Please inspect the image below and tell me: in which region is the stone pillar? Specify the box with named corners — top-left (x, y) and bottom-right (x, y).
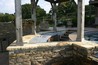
top-left (76, 0), bottom-right (85, 41)
top-left (95, 7), bottom-right (98, 25)
top-left (15, 0), bottom-right (23, 45)
top-left (31, 0), bottom-right (37, 34)
top-left (53, 3), bottom-right (57, 32)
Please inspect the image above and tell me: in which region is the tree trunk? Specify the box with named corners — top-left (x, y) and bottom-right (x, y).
top-left (52, 3), bottom-right (57, 32)
top-left (15, 0), bottom-right (23, 45)
top-left (31, 0), bottom-right (37, 34)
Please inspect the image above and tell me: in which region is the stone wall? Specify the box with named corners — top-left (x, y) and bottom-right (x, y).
top-left (8, 43), bottom-right (72, 65)
top-left (7, 42), bottom-right (98, 65)
top-left (0, 22), bottom-right (33, 51)
top-left (0, 22), bottom-right (16, 51)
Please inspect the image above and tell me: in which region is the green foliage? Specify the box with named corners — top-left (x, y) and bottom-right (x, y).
top-left (72, 17), bottom-right (77, 27)
top-left (22, 4), bottom-right (32, 19)
top-left (22, 4), bottom-right (46, 25)
top-left (0, 13), bottom-right (15, 22)
top-left (56, 1), bottom-right (77, 27)
top-left (22, 4), bottom-right (46, 20)
top-left (0, 4), bottom-right (46, 23)
top-left (85, 5), bottom-right (95, 16)
top-left (0, 1), bottom-right (96, 27)
top-left (49, 0), bottom-right (96, 27)
top-left (85, 5), bottom-right (95, 27)
top-left (36, 6), bottom-right (46, 21)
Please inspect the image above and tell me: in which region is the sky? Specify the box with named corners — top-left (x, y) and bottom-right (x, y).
top-left (0, 0), bottom-right (89, 14)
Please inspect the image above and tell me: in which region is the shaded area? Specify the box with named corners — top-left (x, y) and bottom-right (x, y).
top-left (0, 51), bottom-right (9, 65)
top-left (0, 22), bottom-right (33, 51)
top-left (8, 42), bottom-right (98, 65)
top-left (0, 22), bottom-right (16, 51)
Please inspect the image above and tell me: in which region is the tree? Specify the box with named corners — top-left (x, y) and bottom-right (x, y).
top-left (36, 6), bottom-right (46, 22)
top-left (0, 13), bottom-right (15, 22)
top-left (22, 4), bottom-right (46, 22)
top-left (22, 3), bottom-right (46, 34)
top-left (85, 5), bottom-right (95, 27)
top-left (22, 4), bottom-right (32, 19)
top-left (0, 13), bottom-right (4, 22)
top-left (57, 0), bottom-right (77, 20)
top-left (52, 0), bottom-right (77, 27)
top-left (49, 0), bottom-right (95, 27)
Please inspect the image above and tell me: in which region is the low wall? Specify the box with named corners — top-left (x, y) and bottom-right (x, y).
top-left (7, 42), bottom-right (98, 65)
top-left (0, 22), bottom-right (33, 51)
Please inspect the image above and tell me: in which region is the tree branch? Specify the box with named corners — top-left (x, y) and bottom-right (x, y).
top-left (31, 0), bottom-right (35, 8)
top-left (35, 0), bottom-right (39, 5)
top-left (50, 2), bottom-right (53, 8)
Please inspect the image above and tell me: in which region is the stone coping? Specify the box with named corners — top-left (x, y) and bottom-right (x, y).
top-left (7, 42), bottom-right (71, 51)
top-left (7, 41), bottom-right (98, 51)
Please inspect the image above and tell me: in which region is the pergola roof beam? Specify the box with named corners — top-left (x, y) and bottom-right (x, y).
top-left (45, 0), bottom-right (69, 3)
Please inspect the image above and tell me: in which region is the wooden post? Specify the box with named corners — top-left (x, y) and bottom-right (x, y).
top-left (52, 3), bottom-right (57, 32)
top-left (15, 0), bottom-right (23, 45)
top-left (31, 0), bottom-right (37, 34)
top-left (76, 0), bottom-right (85, 42)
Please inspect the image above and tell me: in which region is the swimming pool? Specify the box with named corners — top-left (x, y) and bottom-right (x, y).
top-left (85, 31), bottom-right (98, 41)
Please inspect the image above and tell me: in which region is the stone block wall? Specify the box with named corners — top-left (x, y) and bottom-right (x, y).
top-left (0, 51), bottom-right (9, 65)
top-left (7, 42), bottom-right (98, 65)
top-left (8, 43), bottom-right (73, 65)
top-left (0, 22), bottom-right (33, 51)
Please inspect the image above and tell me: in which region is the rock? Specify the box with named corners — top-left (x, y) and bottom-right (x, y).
top-left (31, 61), bottom-right (42, 65)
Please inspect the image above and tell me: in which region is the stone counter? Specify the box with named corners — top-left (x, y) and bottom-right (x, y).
top-left (7, 42), bottom-right (98, 65)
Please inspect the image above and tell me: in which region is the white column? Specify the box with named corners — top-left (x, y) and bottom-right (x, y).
top-left (15, 0), bottom-right (23, 45)
top-left (53, 3), bottom-right (57, 32)
top-left (77, 0), bottom-right (85, 42)
top-left (95, 7), bottom-right (98, 25)
top-left (31, 0), bottom-right (37, 34)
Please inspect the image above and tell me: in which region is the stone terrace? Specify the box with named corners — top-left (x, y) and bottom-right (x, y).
top-left (7, 42), bottom-right (98, 65)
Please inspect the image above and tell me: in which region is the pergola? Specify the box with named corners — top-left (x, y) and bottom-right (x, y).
top-left (45, 0), bottom-right (69, 3)
top-left (15, 0), bottom-right (85, 45)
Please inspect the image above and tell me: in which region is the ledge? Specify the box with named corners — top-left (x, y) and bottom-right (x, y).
top-left (7, 42), bottom-right (71, 51)
top-left (7, 41), bottom-right (98, 51)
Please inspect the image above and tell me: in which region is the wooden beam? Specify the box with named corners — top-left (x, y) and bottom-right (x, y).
top-left (31, 0), bottom-right (37, 34)
top-left (15, 0), bottom-right (23, 45)
top-left (45, 0), bottom-right (69, 3)
top-left (52, 3), bottom-right (57, 32)
top-left (76, 0), bottom-right (85, 42)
